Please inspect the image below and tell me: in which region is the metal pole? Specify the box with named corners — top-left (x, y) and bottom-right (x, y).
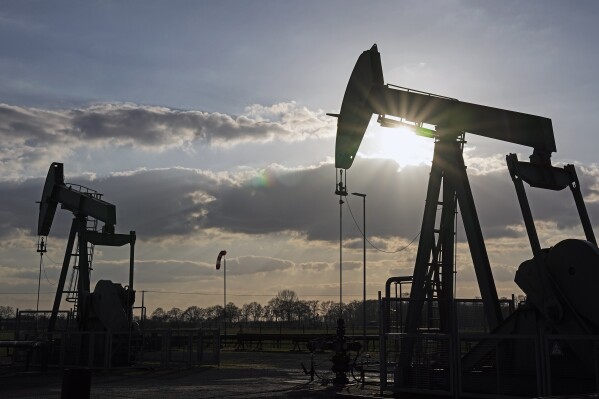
top-left (339, 197), bottom-right (343, 319)
top-left (141, 290), bottom-right (145, 330)
top-left (363, 196), bottom-right (366, 340)
top-left (335, 169), bottom-right (348, 321)
top-left (352, 192), bottom-right (367, 340)
top-left (36, 252), bottom-right (43, 334)
top-left (128, 231), bottom-right (136, 324)
top-left (224, 256), bottom-right (227, 341)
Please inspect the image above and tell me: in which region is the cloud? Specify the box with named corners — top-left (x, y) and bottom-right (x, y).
top-left (0, 102), bottom-right (335, 179)
top-left (2, 158), bottom-right (599, 248)
top-left (226, 255), bottom-right (294, 275)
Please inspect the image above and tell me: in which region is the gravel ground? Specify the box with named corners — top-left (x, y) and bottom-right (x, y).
top-left (1, 351), bottom-right (383, 399)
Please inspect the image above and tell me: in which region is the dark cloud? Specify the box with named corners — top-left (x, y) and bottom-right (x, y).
top-left (2, 159), bottom-right (599, 245)
top-left (68, 104), bottom-right (292, 147)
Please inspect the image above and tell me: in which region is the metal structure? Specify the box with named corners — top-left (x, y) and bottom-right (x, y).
top-left (38, 162), bottom-right (136, 334)
top-left (351, 192), bottom-right (367, 341)
top-left (332, 45), bottom-right (599, 396)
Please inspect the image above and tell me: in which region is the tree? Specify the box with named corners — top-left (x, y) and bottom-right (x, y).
top-left (241, 302), bottom-right (263, 323)
top-left (225, 302), bottom-right (240, 323)
top-left (266, 298), bottom-right (283, 322)
top-left (250, 302), bottom-right (263, 322)
top-left (262, 304), bottom-right (275, 322)
top-left (204, 305), bottom-right (223, 321)
top-left (0, 305), bottom-right (15, 330)
top-left (273, 289), bottom-right (298, 322)
top-left (182, 306), bottom-right (204, 324)
top-left (320, 300), bottom-right (340, 325)
top-left (150, 307), bottom-right (167, 322)
top-left (0, 305), bottom-right (15, 319)
top-left (305, 300), bottom-right (320, 324)
top-left (345, 300), bottom-right (361, 324)
top-left (166, 307), bottom-right (183, 322)
top-left (294, 300), bottom-right (311, 324)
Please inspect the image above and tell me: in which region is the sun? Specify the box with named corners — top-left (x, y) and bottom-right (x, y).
top-left (360, 117), bottom-right (435, 167)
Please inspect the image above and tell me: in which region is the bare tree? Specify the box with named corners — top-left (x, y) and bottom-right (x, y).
top-left (166, 307), bottom-right (183, 322)
top-left (150, 307), bottom-right (167, 322)
top-left (205, 305), bottom-right (223, 321)
top-left (225, 302), bottom-right (240, 323)
top-left (182, 305), bottom-right (204, 324)
top-left (271, 289), bottom-right (298, 322)
top-left (242, 302), bottom-right (263, 323)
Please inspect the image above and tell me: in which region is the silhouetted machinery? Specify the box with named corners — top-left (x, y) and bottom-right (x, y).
top-left (332, 45), bottom-right (599, 396)
top-left (38, 163), bottom-right (136, 334)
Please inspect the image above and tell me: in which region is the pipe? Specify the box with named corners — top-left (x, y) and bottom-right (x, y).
top-left (385, 276), bottom-right (413, 301)
top-left (384, 276), bottom-right (413, 333)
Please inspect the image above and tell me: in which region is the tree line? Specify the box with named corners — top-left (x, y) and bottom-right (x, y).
top-left (147, 289), bottom-right (379, 328)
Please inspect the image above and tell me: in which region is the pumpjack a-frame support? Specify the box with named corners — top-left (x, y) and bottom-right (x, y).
top-left (47, 216), bottom-right (136, 332)
top-left (398, 132), bottom-right (504, 373)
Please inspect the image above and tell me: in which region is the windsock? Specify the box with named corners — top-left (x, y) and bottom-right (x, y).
top-left (216, 250), bottom-right (227, 270)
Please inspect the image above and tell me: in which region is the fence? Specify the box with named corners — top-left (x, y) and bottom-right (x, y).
top-left (3, 328), bottom-right (220, 371)
top-left (379, 296), bottom-right (599, 398)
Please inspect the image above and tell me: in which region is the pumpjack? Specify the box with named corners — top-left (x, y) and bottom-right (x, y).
top-left (332, 45), bottom-right (599, 396)
top-left (38, 162), bottom-right (136, 334)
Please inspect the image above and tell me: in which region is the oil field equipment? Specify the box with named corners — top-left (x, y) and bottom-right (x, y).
top-left (304, 318), bottom-right (362, 385)
top-left (38, 163), bottom-right (136, 352)
top-left (332, 45), bottom-right (599, 397)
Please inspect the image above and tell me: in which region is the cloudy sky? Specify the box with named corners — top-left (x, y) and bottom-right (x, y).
top-left (2, 1), bottom-right (599, 314)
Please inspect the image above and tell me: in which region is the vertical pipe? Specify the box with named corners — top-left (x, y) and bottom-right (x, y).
top-left (362, 195), bottom-right (366, 340)
top-left (339, 196), bottom-right (343, 319)
top-left (141, 290), bottom-right (145, 330)
top-left (36, 253), bottom-right (43, 333)
top-left (224, 256), bottom-right (227, 342)
top-left (128, 231), bottom-right (135, 291)
top-left (336, 169), bottom-right (347, 320)
top-left (128, 231), bottom-right (136, 324)
top-left (378, 290), bottom-right (386, 393)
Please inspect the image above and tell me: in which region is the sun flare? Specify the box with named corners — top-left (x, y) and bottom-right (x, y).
top-left (360, 118), bottom-right (435, 167)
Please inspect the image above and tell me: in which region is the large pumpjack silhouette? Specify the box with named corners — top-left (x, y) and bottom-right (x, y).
top-left (332, 45), bottom-right (599, 397)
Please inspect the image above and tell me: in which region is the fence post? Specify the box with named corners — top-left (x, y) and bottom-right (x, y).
top-left (161, 331), bottom-right (167, 367)
top-left (166, 330), bottom-right (171, 367)
top-left (378, 291), bottom-right (386, 394)
top-left (109, 332), bottom-right (114, 370)
top-left (75, 333), bottom-right (81, 368)
top-left (88, 332), bottom-right (94, 369)
top-left (215, 330), bottom-right (220, 367)
top-left (188, 331), bottom-right (193, 367)
top-left (197, 330), bottom-right (203, 363)
top-left (60, 332), bottom-right (66, 369)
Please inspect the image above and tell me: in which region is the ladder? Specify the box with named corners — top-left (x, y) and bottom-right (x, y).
top-left (64, 184), bottom-right (102, 320)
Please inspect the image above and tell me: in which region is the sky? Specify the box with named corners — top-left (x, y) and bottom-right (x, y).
top-left (1, 1), bottom-right (599, 315)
